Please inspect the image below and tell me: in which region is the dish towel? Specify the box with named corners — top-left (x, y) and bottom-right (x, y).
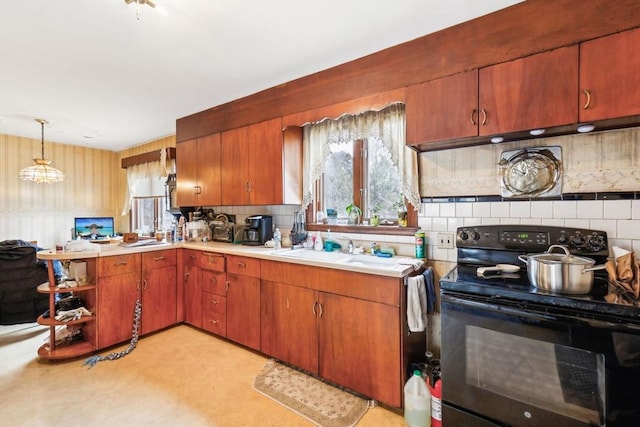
top-left (423, 267), bottom-right (436, 314)
top-left (407, 275), bottom-right (428, 332)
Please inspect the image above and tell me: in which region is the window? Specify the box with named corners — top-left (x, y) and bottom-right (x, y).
top-left (303, 103), bottom-right (420, 230)
top-left (321, 137), bottom-right (402, 222)
top-left (131, 196), bottom-right (174, 234)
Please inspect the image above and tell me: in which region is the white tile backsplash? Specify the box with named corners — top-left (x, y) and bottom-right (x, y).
top-left (440, 203), bottom-right (456, 217)
top-left (531, 201), bottom-right (554, 218)
top-left (604, 200), bottom-right (632, 219)
top-left (418, 199), bottom-right (640, 262)
top-left (490, 202), bottom-right (510, 217)
top-left (553, 201), bottom-right (577, 218)
top-left (510, 201), bottom-right (531, 218)
top-left (577, 200), bottom-right (603, 219)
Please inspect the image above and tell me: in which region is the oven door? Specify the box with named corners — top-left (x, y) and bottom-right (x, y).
top-left (441, 292), bottom-right (640, 427)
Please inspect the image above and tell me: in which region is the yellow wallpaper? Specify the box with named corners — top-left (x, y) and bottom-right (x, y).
top-left (0, 133), bottom-right (175, 248)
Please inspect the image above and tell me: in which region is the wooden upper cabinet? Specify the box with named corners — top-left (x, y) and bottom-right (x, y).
top-left (406, 70), bottom-right (479, 146)
top-left (221, 117), bottom-right (301, 206)
top-left (579, 27), bottom-right (640, 122)
top-left (479, 45), bottom-right (579, 136)
top-left (176, 133), bottom-right (221, 207)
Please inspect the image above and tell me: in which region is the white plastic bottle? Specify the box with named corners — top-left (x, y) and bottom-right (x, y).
top-left (273, 228), bottom-right (282, 250)
top-left (313, 231), bottom-right (323, 251)
top-left (404, 370), bottom-right (431, 427)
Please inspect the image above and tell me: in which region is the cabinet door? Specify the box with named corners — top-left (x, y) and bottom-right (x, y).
top-left (183, 263), bottom-right (202, 328)
top-left (176, 138), bottom-right (199, 207)
top-left (142, 264), bottom-right (177, 335)
top-left (97, 271), bottom-right (139, 349)
top-left (176, 134), bottom-right (222, 207)
top-left (318, 292), bottom-right (402, 407)
top-left (226, 272), bottom-right (260, 350)
top-left (406, 70), bottom-right (479, 145)
top-left (221, 126), bottom-right (250, 205)
top-left (247, 117), bottom-right (284, 205)
top-left (196, 133), bottom-right (222, 206)
top-left (261, 281), bottom-right (319, 374)
top-left (580, 27), bottom-right (640, 122)
top-left (479, 45), bottom-right (579, 135)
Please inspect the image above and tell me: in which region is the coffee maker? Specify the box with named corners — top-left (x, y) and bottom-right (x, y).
top-left (242, 215), bottom-right (273, 246)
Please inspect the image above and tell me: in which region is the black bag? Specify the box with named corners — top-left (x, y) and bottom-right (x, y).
top-left (42, 296), bottom-right (85, 318)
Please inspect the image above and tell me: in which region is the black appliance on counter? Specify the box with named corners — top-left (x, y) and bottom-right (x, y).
top-left (242, 215), bottom-right (272, 246)
top-left (440, 225), bottom-right (640, 427)
top-left (209, 213), bottom-right (236, 243)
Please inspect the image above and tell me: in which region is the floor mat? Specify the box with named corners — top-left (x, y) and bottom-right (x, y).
top-left (253, 359), bottom-right (371, 427)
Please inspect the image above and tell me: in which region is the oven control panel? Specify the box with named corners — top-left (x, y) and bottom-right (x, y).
top-left (456, 225), bottom-right (608, 254)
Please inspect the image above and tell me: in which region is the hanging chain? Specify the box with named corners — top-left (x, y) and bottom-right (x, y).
top-left (83, 296), bottom-right (142, 369)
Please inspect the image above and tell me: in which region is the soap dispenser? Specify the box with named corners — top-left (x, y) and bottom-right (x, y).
top-left (313, 231), bottom-right (323, 251)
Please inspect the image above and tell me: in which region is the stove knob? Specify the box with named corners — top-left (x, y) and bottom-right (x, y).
top-left (471, 231), bottom-right (480, 241)
top-left (571, 234), bottom-right (585, 247)
top-left (460, 231), bottom-right (469, 241)
top-left (557, 234), bottom-right (568, 244)
top-left (588, 233), bottom-right (604, 251)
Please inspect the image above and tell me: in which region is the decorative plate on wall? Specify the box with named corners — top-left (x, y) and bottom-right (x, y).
top-left (499, 146), bottom-right (562, 198)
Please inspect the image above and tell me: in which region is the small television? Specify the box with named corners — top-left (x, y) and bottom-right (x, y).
top-left (74, 217), bottom-right (115, 240)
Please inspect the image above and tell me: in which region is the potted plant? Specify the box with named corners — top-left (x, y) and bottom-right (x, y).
top-left (346, 203), bottom-right (362, 225)
top-left (393, 194), bottom-right (408, 227)
top-left (370, 204), bottom-right (381, 226)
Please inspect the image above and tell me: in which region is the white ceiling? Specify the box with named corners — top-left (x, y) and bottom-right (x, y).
top-left (0, 0), bottom-right (521, 152)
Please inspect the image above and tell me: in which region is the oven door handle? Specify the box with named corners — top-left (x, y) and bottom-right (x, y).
top-left (442, 292), bottom-right (640, 333)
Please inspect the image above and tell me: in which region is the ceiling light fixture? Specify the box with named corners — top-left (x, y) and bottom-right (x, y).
top-left (19, 119), bottom-right (65, 184)
top-left (124, 0), bottom-right (168, 20)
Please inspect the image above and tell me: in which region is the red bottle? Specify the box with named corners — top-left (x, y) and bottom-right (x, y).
top-left (430, 378), bottom-right (442, 427)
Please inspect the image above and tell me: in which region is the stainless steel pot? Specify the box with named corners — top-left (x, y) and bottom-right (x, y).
top-left (518, 245), bottom-right (606, 294)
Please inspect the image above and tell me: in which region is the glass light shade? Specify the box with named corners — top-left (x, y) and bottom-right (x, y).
top-left (19, 158), bottom-right (65, 184)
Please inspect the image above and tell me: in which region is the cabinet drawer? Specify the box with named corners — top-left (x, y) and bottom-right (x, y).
top-left (142, 249), bottom-right (176, 269)
top-left (200, 252), bottom-right (225, 271)
top-left (226, 255), bottom-right (260, 278)
top-left (202, 292), bottom-right (226, 336)
top-left (202, 270), bottom-right (226, 295)
top-left (203, 291), bottom-right (226, 315)
top-left (99, 254), bottom-right (141, 277)
top-left (183, 249), bottom-right (200, 267)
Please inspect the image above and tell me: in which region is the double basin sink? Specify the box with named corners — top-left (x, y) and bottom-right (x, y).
top-left (271, 248), bottom-right (423, 277)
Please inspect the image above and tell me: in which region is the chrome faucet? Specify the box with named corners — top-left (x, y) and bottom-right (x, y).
top-left (347, 240), bottom-right (354, 254)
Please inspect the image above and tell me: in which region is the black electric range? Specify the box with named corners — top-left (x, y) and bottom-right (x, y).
top-left (439, 225), bottom-right (640, 427)
top-left (440, 224), bottom-right (639, 321)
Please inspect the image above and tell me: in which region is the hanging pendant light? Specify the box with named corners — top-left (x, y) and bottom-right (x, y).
top-left (19, 119), bottom-right (65, 184)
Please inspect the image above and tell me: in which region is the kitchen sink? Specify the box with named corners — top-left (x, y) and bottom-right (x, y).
top-left (271, 248), bottom-right (423, 274)
top-left (271, 248), bottom-right (350, 262)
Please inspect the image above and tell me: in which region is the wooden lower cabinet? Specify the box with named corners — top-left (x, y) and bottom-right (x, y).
top-left (226, 255), bottom-right (261, 350)
top-left (97, 254), bottom-right (141, 349)
top-left (260, 281), bottom-right (318, 373)
top-left (260, 260), bottom-right (416, 408)
top-left (141, 250), bottom-right (177, 334)
top-left (319, 292), bottom-right (401, 407)
top-left (97, 250), bottom-right (176, 349)
top-left (182, 249), bottom-right (202, 328)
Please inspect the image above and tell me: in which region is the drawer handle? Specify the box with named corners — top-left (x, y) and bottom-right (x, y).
top-left (210, 298), bottom-right (218, 305)
top-left (582, 89), bottom-right (592, 109)
top-left (470, 108), bottom-right (477, 126)
top-left (208, 256), bottom-right (220, 264)
top-left (154, 256), bottom-right (165, 261)
top-left (189, 254), bottom-right (197, 260)
top-left (209, 319), bottom-right (218, 324)
top-left (210, 277), bottom-right (217, 285)
top-left (115, 261), bottom-right (128, 266)
top-left (237, 262), bottom-right (246, 268)
top-left (480, 108), bottom-right (487, 125)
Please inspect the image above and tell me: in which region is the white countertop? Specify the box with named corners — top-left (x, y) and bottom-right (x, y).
top-left (38, 240), bottom-right (423, 278)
